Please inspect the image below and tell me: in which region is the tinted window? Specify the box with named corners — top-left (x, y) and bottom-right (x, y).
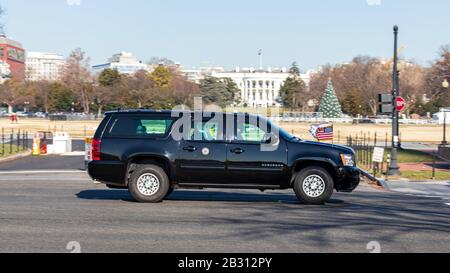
top-left (233, 117), bottom-right (270, 143)
top-left (189, 121), bottom-right (222, 141)
top-left (238, 123), bottom-right (266, 142)
top-left (108, 116), bottom-right (173, 138)
top-left (94, 115), bottom-right (112, 139)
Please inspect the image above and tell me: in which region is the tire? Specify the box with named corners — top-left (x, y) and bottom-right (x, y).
top-left (128, 164), bottom-right (170, 203)
top-left (164, 187), bottom-right (175, 199)
top-left (293, 167), bottom-right (334, 205)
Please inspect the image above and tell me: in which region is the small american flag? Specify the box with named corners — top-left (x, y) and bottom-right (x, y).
top-left (310, 124), bottom-right (334, 141)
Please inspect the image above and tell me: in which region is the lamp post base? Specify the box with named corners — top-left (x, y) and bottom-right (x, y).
top-left (387, 167), bottom-right (401, 177)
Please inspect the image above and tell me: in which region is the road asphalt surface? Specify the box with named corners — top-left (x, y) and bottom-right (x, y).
top-left (0, 170), bottom-right (448, 253)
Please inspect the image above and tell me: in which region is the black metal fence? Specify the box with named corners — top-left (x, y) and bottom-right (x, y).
top-left (346, 132), bottom-right (391, 176)
top-left (0, 128), bottom-right (30, 158)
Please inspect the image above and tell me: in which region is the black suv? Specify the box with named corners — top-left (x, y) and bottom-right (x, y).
top-left (88, 110), bottom-right (360, 205)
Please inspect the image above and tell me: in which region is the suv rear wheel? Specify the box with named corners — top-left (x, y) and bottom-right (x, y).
top-left (128, 164), bottom-right (170, 203)
top-left (293, 167), bottom-right (334, 205)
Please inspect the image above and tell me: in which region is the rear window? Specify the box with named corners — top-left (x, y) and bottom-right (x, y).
top-left (106, 116), bottom-right (174, 138)
top-left (94, 114), bottom-right (113, 139)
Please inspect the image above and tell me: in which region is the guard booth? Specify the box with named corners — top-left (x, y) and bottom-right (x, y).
top-left (53, 132), bottom-right (72, 154)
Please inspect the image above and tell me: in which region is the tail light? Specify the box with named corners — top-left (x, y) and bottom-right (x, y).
top-left (92, 138), bottom-right (102, 161)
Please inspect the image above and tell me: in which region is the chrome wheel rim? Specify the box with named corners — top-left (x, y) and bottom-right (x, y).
top-left (137, 173), bottom-right (160, 196)
top-left (302, 175), bottom-right (326, 198)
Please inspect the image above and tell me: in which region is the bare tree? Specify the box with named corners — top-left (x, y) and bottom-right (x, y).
top-left (0, 5), bottom-right (5, 34)
top-left (169, 73), bottom-right (201, 107)
top-left (118, 70), bottom-right (155, 108)
top-left (310, 56), bottom-right (424, 116)
top-left (0, 80), bottom-right (33, 113)
top-left (424, 46), bottom-right (450, 103)
top-left (61, 48), bottom-right (93, 113)
top-left (29, 81), bottom-right (52, 113)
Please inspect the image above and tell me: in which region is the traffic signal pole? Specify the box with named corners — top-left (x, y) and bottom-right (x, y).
top-left (388, 25), bottom-right (402, 176)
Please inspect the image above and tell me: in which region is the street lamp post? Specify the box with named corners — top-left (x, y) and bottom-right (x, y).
top-left (388, 25), bottom-right (401, 176)
top-left (442, 79), bottom-right (449, 146)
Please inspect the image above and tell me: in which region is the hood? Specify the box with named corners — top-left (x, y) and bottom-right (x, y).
top-left (294, 139), bottom-right (355, 154)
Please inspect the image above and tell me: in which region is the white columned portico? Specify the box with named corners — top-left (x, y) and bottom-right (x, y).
top-left (208, 67), bottom-right (311, 108)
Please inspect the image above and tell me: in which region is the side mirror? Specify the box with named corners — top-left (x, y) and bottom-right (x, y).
top-left (264, 132), bottom-right (279, 145)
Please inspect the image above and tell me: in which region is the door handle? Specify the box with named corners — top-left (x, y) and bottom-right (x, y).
top-left (231, 148), bottom-right (245, 154)
top-left (183, 146), bottom-right (197, 152)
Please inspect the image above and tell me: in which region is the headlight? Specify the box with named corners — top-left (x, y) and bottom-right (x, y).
top-left (340, 154), bottom-right (355, 167)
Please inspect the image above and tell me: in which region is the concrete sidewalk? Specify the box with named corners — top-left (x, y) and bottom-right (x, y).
top-left (381, 180), bottom-right (450, 199)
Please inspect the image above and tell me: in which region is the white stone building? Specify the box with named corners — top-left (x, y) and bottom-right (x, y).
top-left (26, 52), bottom-right (66, 81)
top-left (210, 67), bottom-right (312, 108)
top-left (182, 67), bottom-right (225, 83)
top-left (92, 52), bottom-right (149, 75)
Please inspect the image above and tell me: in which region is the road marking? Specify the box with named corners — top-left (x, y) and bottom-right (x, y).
top-left (0, 170), bottom-right (86, 175)
top-left (445, 203), bottom-right (450, 206)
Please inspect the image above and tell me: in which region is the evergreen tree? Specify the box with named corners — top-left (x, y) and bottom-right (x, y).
top-left (150, 65), bottom-right (172, 88)
top-left (199, 77), bottom-right (235, 108)
top-left (223, 77), bottom-right (241, 105)
top-left (289, 62), bottom-right (301, 76)
top-left (318, 80), bottom-right (343, 118)
top-left (98, 68), bottom-right (121, 87)
top-left (279, 62), bottom-right (307, 109)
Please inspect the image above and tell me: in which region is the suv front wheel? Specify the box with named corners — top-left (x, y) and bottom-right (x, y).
top-left (128, 164), bottom-right (170, 203)
top-left (293, 167), bottom-right (334, 205)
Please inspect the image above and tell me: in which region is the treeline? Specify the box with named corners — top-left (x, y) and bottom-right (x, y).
top-left (306, 47), bottom-right (450, 116)
top-left (0, 49), bottom-right (240, 115)
top-left (1, 47), bottom-right (449, 117)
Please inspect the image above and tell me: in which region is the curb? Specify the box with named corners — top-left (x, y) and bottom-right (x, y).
top-left (359, 169), bottom-right (386, 189)
top-left (0, 150), bottom-right (32, 164)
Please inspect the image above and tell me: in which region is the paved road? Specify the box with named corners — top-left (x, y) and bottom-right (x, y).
top-left (0, 172), bottom-right (448, 253)
top-left (0, 155), bottom-right (85, 171)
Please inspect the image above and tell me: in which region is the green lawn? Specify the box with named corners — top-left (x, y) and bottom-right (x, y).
top-left (0, 145), bottom-right (25, 158)
top-left (400, 170), bottom-right (450, 181)
top-left (385, 149), bottom-right (436, 163)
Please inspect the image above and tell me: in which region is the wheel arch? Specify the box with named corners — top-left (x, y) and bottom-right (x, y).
top-left (126, 154), bottom-right (172, 186)
top-left (291, 158), bottom-right (337, 186)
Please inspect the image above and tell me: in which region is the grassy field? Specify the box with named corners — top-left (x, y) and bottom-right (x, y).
top-left (400, 171), bottom-right (450, 180)
top-left (0, 117), bottom-right (445, 143)
top-left (389, 149), bottom-right (436, 163)
top-left (0, 118), bottom-right (100, 139)
top-left (278, 122), bottom-right (443, 143)
top-left (0, 145), bottom-right (26, 158)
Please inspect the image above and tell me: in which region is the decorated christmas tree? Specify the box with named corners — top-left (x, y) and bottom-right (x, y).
top-left (318, 80), bottom-right (343, 118)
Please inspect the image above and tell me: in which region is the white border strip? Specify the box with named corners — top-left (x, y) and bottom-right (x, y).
top-left (0, 170), bottom-right (86, 175)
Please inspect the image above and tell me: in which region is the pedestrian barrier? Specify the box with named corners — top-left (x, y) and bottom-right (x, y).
top-left (34, 131), bottom-right (52, 155)
top-left (85, 137), bottom-right (93, 169)
top-left (32, 137), bottom-right (41, 156)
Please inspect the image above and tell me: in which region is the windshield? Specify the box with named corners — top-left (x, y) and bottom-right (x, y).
top-left (263, 118), bottom-right (298, 141)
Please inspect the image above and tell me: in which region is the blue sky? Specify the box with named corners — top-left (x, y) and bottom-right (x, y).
top-left (1, 0), bottom-right (449, 70)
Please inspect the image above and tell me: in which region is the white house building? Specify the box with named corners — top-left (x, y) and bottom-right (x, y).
top-left (92, 52), bottom-right (149, 75)
top-left (210, 67), bottom-right (312, 108)
top-left (25, 52), bottom-right (66, 81)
